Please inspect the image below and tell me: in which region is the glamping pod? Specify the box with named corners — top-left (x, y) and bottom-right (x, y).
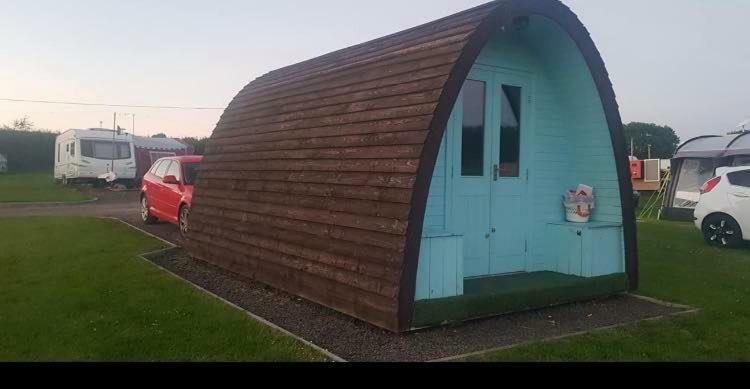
top-left (187, 0), bottom-right (637, 332)
top-left (663, 133), bottom-right (750, 221)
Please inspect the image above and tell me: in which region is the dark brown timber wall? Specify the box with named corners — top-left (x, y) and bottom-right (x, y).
top-left (187, 0), bottom-right (638, 332)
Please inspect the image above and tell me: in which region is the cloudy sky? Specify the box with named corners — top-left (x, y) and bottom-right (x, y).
top-left (1, 0), bottom-right (748, 141)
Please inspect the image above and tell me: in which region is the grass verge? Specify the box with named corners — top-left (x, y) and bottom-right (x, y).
top-left (0, 173), bottom-right (90, 203)
top-left (0, 217), bottom-right (326, 361)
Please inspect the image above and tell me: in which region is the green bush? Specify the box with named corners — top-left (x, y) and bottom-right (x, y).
top-left (0, 129), bottom-right (57, 173)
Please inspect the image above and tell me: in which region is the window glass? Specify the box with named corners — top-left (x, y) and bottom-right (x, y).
top-left (80, 140), bottom-right (131, 160)
top-left (70, 142), bottom-right (75, 157)
top-left (461, 79), bottom-right (486, 176)
top-left (727, 170), bottom-right (750, 188)
top-left (165, 161), bottom-right (181, 180)
top-left (149, 161), bottom-right (162, 175)
top-left (154, 161), bottom-right (171, 178)
top-left (182, 163), bottom-right (200, 185)
top-left (732, 156), bottom-right (750, 167)
top-left (57, 144), bottom-right (61, 162)
top-left (499, 85), bottom-right (522, 177)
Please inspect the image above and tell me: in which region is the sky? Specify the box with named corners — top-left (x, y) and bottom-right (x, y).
top-left (1, 0), bottom-right (748, 141)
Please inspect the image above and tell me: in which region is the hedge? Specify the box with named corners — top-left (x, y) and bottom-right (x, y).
top-left (0, 129), bottom-right (57, 173)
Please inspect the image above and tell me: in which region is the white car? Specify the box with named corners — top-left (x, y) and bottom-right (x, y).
top-left (694, 166), bottom-right (750, 248)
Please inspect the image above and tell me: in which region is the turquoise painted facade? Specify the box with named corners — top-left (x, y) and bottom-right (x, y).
top-left (416, 16), bottom-right (625, 301)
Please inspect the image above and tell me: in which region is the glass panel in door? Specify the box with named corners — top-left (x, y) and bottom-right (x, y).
top-left (489, 79), bottom-right (528, 275)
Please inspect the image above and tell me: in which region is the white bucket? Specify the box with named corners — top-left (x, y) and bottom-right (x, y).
top-left (565, 203), bottom-right (592, 223)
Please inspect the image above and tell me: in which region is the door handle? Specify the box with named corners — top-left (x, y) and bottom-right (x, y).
top-left (731, 193), bottom-right (750, 198)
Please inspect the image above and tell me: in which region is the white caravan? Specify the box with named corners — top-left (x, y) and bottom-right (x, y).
top-left (54, 128), bottom-right (137, 185)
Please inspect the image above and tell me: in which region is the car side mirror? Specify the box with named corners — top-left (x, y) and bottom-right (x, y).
top-left (162, 175), bottom-right (179, 185)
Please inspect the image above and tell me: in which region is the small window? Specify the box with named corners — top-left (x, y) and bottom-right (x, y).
top-left (57, 144), bottom-right (61, 162)
top-left (165, 161), bottom-right (181, 181)
top-left (154, 161), bottom-right (171, 178)
top-left (499, 85), bottom-right (522, 177)
top-left (66, 144), bottom-right (69, 153)
top-left (70, 142), bottom-right (75, 157)
top-left (727, 170), bottom-right (750, 188)
top-left (461, 79), bottom-right (486, 177)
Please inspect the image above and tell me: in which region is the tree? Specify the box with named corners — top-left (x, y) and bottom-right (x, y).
top-left (151, 133), bottom-right (167, 138)
top-left (181, 137), bottom-right (209, 155)
top-left (623, 122), bottom-right (681, 160)
top-left (1, 116), bottom-right (34, 131)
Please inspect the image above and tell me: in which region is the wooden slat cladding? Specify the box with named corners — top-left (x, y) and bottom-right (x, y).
top-left (187, 1), bottom-right (502, 332)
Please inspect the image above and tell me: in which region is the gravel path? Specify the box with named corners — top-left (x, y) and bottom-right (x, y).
top-left (146, 248), bottom-right (690, 362)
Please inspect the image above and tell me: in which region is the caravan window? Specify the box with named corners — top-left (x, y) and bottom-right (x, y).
top-left (70, 142), bottom-right (75, 157)
top-left (80, 140), bottom-right (131, 160)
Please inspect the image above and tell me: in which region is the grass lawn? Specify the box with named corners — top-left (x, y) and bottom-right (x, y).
top-left (468, 220), bottom-right (750, 361)
top-left (0, 217), bottom-right (326, 362)
top-left (0, 173), bottom-right (90, 203)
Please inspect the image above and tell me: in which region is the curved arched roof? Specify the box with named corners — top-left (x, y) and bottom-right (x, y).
top-left (674, 133), bottom-right (750, 159)
top-left (186, 0), bottom-right (635, 332)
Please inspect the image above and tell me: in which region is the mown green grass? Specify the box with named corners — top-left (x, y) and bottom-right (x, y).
top-left (0, 173), bottom-right (90, 203)
top-left (0, 217), bottom-right (326, 362)
top-left (467, 220), bottom-right (750, 361)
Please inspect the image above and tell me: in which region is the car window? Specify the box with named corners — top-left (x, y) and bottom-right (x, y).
top-left (149, 161), bottom-right (162, 175)
top-left (182, 163), bottom-right (200, 185)
top-left (165, 160), bottom-right (181, 181)
top-left (154, 161), bottom-right (171, 178)
top-left (727, 170), bottom-right (750, 188)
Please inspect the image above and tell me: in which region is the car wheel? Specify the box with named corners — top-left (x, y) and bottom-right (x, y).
top-left (179, 205), bottom-right (190, 238)
top-left (702, 214), bottom-right (743, 248)
top-left (141, 196), bottom-right (157, 224)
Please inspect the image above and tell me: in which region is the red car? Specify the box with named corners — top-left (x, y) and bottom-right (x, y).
top-left (140, 155), bottom-right (202, 236)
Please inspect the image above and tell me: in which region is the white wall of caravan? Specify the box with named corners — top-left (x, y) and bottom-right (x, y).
top-left (54, 129), bottom-right (137, 181)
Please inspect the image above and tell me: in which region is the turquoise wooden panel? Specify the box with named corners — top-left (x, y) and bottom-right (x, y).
top-left (415, 235), bottom-right (464, 301)
top-left (417, 14), bottom-right (626, 300)
top-left (586, 226), bottom-right (625, 276)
